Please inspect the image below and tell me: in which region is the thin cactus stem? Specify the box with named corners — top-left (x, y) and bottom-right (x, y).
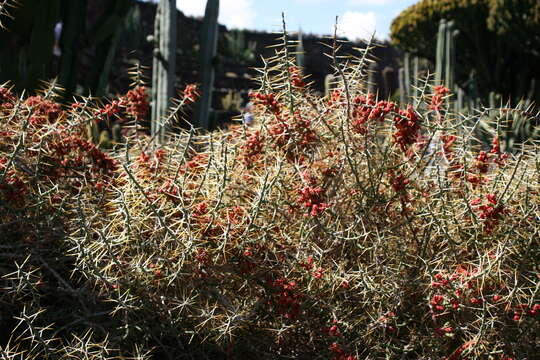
top-left (0, 0), bottom-right (17, 29)
top-left (195, 0), bottom-right (219, 130)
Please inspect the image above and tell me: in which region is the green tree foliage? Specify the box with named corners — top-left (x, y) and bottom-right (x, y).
top-left (390, 0), bottom-right (540, 103)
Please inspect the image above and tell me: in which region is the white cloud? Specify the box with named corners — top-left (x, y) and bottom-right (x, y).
top-left (176, 0), bottom-right (256, 29)
top-left (334, 11), bottom-right (376, 41)
top-left (347, 0), bottom-right (395, 5)
top-left (294, 0), bottom-right (329, 3)
top-left (176, 0), bottom-right (205, 16)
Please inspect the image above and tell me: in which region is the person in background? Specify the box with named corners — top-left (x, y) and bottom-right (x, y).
top-left (53, 22), bottom-right (62, 57)
top-left (243, 101), bottom-right (254, 126)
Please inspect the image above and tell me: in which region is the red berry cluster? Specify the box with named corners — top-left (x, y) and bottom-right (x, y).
top-left (193, 248), bottom-right (211, 278)
top-left (323, 321), bottom-right (342, 337)
top-left (191, 202), bottom-right (219, 236)
top-left (50, 134), bottom-right (117, 177)
top-left (0, 157), bottom-right (27, 204)
top-left (135, 148), bottom-right (167, 172)
top-left (510, 303), bottom-right (539, 321)
top-left (378, 311), bottom-right (397, 333)
top-left (267, 277), bottom-right (302, 320)
top-left (182, 84), bottom-right (199, 104)
top-left (429, 85), bottom-right (450, 112)
top-left (489, 135), bottom-right (508, 166)
top-left (226, 205), bottom-right (244, 225)
top-left (158, 179), bottom-right (181, 202)
top-left (444, 340), bottom-right (476, 360)
top-left (99, 99), bottom-right (121, 118)
top-left (290, 111), bottom-right (318, 146)
top-left (467, 136), bottom-right (508, 186)
top-left (241, 130), bottom-right (264, 167)
top-left (470, 193), bottom-right (508, 232)
top-left (250, 92), bottom-right (281, 115)
top-left (0, 86), bottom-right (15, 111)
top-left (388, 170), bottom-right (409, 193)
top-left (267, 111), bottom-right (318, 159)
top-left (298, 256), bottom-right (326, 278)
top-left (440, 134), bottom-right (457, 161)
top-left (267, 116), bottom-right (289, 148)
top-left (427, 263), bottom-right (535, 332)
top-left (289, 66), bottom-right (305, 89)
top-left (328, 342), bottom-right (357, 360)
top-left (322, 321), bottom-right (356, 360)
top-left (238, 246), bottom-right (256, 274)
top-left (387, 170), bottom-right (412, 214)
top-left (429, 266), bottom-right (487, 317)
top-left (24, 96), bottom-right (64, 127)
top-left (181, 153), bottom-right (209, 174)
top-left (351, 94), bottom-right (396, 134)
top-left (124, 86), bottom-right (149, 121)
top-left (297, 186), bottom-right (330, 217)
top-left (434, 326), bottom-right (454, 337)
top-left (392, 105), bottom-right (421, 151)
top-left (327, 89), bottom-right (342, 108)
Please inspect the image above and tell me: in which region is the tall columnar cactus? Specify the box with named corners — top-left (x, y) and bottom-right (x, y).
top-left (0, 0), bottom-right (133, 96)
top-left (367, 61), bottom-right (377, 95)
top-left (151, 0), bottom-right (177, 141)
top-left (435, 19), bottom-right (447, 85)
top-left (403, 53), bottom-right (411, 99)
top-left (413, 56), bottom-right (419, 100)
top-left (382, 66), bottom-right (394, 99)
top-left (90, 0), bottom-right (132, 97)
top-left (0, 0), bottom-right (60, 91)
top-left (58, 0), bottom-right (87, 97)
top-left (296, 29), bottom-right (304, 68)
top-left (445, 21), bottom-right (458, 92)
top-left (398, 53), bottom-right (419, 104)
top-left (324, 74), bottom-right (335, 98)
top-left (456, 87), bottom-right (464, 113)
top-left (435, 19), bottom-right (458, 91)
top-left (398, 67), bottom-right (406, 104)
top-left (195, 0), bottom-right (219, 130)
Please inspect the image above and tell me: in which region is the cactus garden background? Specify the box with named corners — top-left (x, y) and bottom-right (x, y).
top-left (1, 0), bottom-right (539, 359)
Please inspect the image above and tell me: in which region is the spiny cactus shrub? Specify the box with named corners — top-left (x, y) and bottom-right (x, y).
top-left (0, 0), bottom-right (17, 29)
top-left (1, 35), bottom-right (539, 360)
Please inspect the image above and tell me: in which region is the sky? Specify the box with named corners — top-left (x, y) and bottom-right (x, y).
top-left (159, 0), bottom-right (418, 41)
